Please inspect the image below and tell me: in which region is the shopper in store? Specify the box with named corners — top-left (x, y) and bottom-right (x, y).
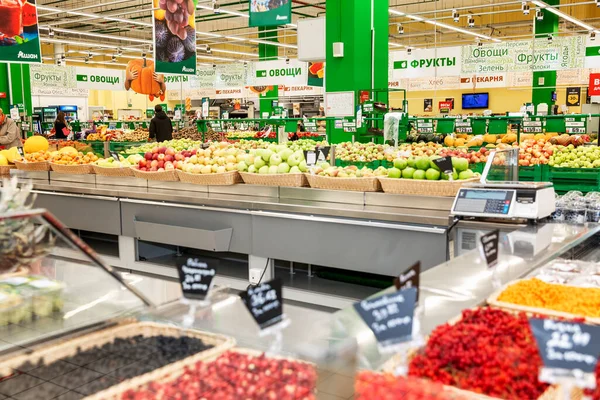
top-left (149, 105), bottom-right (173, 142)
top-left (0, 109), bottom-right (22, 149)
top-left (53, 112), bottom-right (70, 139)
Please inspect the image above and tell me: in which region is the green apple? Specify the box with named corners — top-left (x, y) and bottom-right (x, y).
top-left (244, 154), bottom-right (255, 165)
top-left (458, 169), bottom-right (475, 180)
top-left (393, 159), bottom-right (408, 170)
top-left (387, 167), bottom-right (401, 179)
top-left (279, 148), bottom-right (294, 161)
top-left (298, 160), bottom-right (307, 172)
top-left (277, 162), bottom-right (290, 173)
top-left (254, 157), bottom-right (266, 169)
top-left (407, 157), bottom-right (416, 168)
top-left (237, 161), bottom-right (248, 172)
top-left (287, 151), bottom-right (303, 167)
top-left (425, 168), bottom-right (441, 180)
top-left (248, 165), bottom-right (257, 173)
top-left (402, 167), bottom-right (415, 179)
top-left (290, 166), bottom-right (301, 173)
top-left (413, 170), bottom-right (426, 180)
top-left (269, 153), bottom-right (282, 166)
top-left (319, 161), bottom-right (330, 170)
top-left (258, 166), bottom-right (269, 174)
top-left (452, 157), bottom-right (469, 172)
top-left (261, 149), bottom-right (273, 163)
top-left (268, 165), bottom-right (279, 174)
top-left (429, 156), bottom-right (441, 171)
top-left (415, 157), bottom-right (430, 171)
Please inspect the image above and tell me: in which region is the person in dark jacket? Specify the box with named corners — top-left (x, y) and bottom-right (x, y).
top-left (149, 105), bottom-right (173, 142)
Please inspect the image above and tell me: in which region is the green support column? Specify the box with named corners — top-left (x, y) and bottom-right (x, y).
top-left (532, 0), bottom-right (559, 112)
top-left (0, 63), bottom-right (32, 116)
top-left (0, 64), bottom-right (9, 114)
top-left (326, 0), bottom-right (389, 143)
top-left (258, 27), bottom-right (278, 118)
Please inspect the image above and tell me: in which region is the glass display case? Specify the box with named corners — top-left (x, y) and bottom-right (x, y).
top-left (2, 184), bottom-right (600, 399)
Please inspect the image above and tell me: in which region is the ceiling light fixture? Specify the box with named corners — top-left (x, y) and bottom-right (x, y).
top-left (531, 0), bottom-right (595, 31)
top-left (112, 55), bottom-right (117, 62)
top-left (407, 48), bottom-right (412, 55)
top-left (547, 34), bottom-right (553, 42)
top-left (592, 31), bottom-right (597, 41)
top-left (536, 8), bottom-right (544, 20)
top-left (48, 28), bottom-right (54, 38)
top-left (468, 16), bottom-right (475, 27)
top-left (452, 9), bottom-right (459, 22)
top-left (398, 24), bottom-right (404, 34)
top-left (522, 2), bottom-right (530, 15)
top-left (85, 57), bottom-right (89, 64)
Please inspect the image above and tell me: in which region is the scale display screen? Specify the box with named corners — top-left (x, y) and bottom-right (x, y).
top-left (453, 189), bottom-right (514, 215)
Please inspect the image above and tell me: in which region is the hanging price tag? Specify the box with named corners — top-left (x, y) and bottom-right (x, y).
top-left (109, 150), bottom-right (121, 161)
top-left (239, 278), bottom-right (284, 330)
top-left (530, 318), bottom-right (600, 389)
top-left (317, 146), bottom-right (331, 163)
top-left (394, 262), bottom-right (420, 301)
top-left (304, 150), bottom-right (317, 166)
top-left (353, 287), bottom-right (417, 349)
top-left (176, 258), bottom-right (218, 301)
top-left (480, 229), bottom-right (499, 269)
top-left (432, 157), bottom-right (453, 176)
top-left (16, 147), bottom-right (25, 157)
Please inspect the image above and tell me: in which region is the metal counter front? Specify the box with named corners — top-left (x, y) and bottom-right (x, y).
top-left (8, 171), bottom-right (525, 308)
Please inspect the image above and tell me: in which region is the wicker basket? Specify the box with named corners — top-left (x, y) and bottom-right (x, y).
top-left (131, 167), bottom-right (179, 181)
top-left (14, 160), bottom-right (51, 171)
top-left (91, 164), bottom-right (134, 177)
top-left (50, 163), bottom-right (94, 175)
top-left (176, 170), bottom-right (242, 185)
top-left (487, 279), bottom-right (600, 325)
top-left (306, 174), bottom-right (381, 192)
top-left (0, 165), bottom-right (15, 175)
top-left (380, 308), bottom-right (574, 400)
top-left (0, 321), bottom-right (235, 399)
top-left (240, 172), bottom-right (308, 187)
top-left (378, 177), bottom-right (479, 197)
top-left (87, 347), bottom-right (315, 400)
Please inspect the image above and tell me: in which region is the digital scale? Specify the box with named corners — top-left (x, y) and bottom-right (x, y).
top-left (451, 182), bottom-right (556, 221)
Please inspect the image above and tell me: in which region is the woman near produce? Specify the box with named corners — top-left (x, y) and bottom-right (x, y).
top-left (53, 112), bottom-right (70, 140)
top-left (0, 109), bottom-right (22, 149)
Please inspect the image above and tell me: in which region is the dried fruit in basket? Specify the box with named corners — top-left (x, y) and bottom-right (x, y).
top-left (409, 307), bottom-right (549, 400)
top-left (497, 278), bottom-right (600, 318)
top-left (24, 150), bottom-right (52, 162)
top-left (0, 178), bottom-right (55, 273)
top-left (122, 351), bottom-right (317, 400)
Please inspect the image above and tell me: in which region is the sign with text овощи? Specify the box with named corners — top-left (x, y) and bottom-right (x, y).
top-left (249, 59), bottom-right (309, 87)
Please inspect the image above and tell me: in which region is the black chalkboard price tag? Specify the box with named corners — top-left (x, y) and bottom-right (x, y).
top-left (16, 147), bottom-right (24, 157)
top-left (317, 146), bottom-right (331, 162)
top-left (394, 261), bottom-right (420, 301)
top-left (303, 150), bottom-right (317, 167)
top-left (480, 229), bottom-right (499, 269)
top-left (353, 287), bottom-right (417, 348)
top-left (239, 278), bottom-right (283, 330)
top-left (432, 156), bottom-right (453, 175)
top-left (109, 150), bottom-right (121, 161)
top-left (530, 318), bottom-right (600, 388)
top-left (176, 258), bottom-right (218, 301)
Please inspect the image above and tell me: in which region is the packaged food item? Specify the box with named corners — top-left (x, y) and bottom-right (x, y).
top-left (533, 271), bottom-right (577, 285)
top-left (25, 277), bottom-right (65, 317)
top-left (588, 200), bottom-right (600, 223)
top-left (543, 259), bottom-right (585, 273)
top-left (0, 289), bottom-right (31, 326)
top-left (565, 199), bottom-right (587, 224)
top-left (0, 276), bottom-right (64, 317)
top-left (569, 276), bottom-right (600, 289)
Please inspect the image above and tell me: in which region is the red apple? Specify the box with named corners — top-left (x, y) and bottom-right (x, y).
top-left (152, 147), bottom-right (159, 154)
top-left (165, 148), bottom-right (175, 156)
top-left (139, 159), bottom-right (147, 167)
top-left (157, 160), bottom-right (165, 169)
top-left (158, 146), bottom-right (167, 154)
top-left (144, 152), bottom-right (153, 160)
top-left (152, 153), bottom-right (158, 161)
top-left (150, 160), bottom-right (159, 168)
top-left (150, 166), bottom-right (158, 171)
top-left (157, 154), bottom-right (165, 161)
top-left (165, 155), bottom-right (174, 162)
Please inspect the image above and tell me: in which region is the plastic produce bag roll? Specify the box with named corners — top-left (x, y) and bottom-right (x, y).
top-left (384, 113), bottom-right (404, 147)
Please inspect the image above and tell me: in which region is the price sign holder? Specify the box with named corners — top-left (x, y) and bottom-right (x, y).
top-left (394, 261), bottom-right (421, 302)
top-left (432, 157), bottom-right (454, 180)
top-left (304, 150), bottom-right (317, 167)
top-left (455, 118), bottom-right (472, 134)
top-left (176, 258), bottom-right (219, 327)
top-left (565, 117), bottom-right (587, 135)
top-left (109, 150), bottom-right (121, 161)
top-left (239, 278), bottom-right (288, 354)
top-left (317, 146), bottom-right (331, 163)
top-left (530, 318), bottom-right (600, 396)
top-left (108, 122), bottom-right (117, 130)
top-left (480, 229), bottom-right (499, 269)
top-left (416, 119), bottom-right (434, 134)
top-left (353, 287), bottom-right (418, 355)
top-left (16, 147), bottom-right (25, 157)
